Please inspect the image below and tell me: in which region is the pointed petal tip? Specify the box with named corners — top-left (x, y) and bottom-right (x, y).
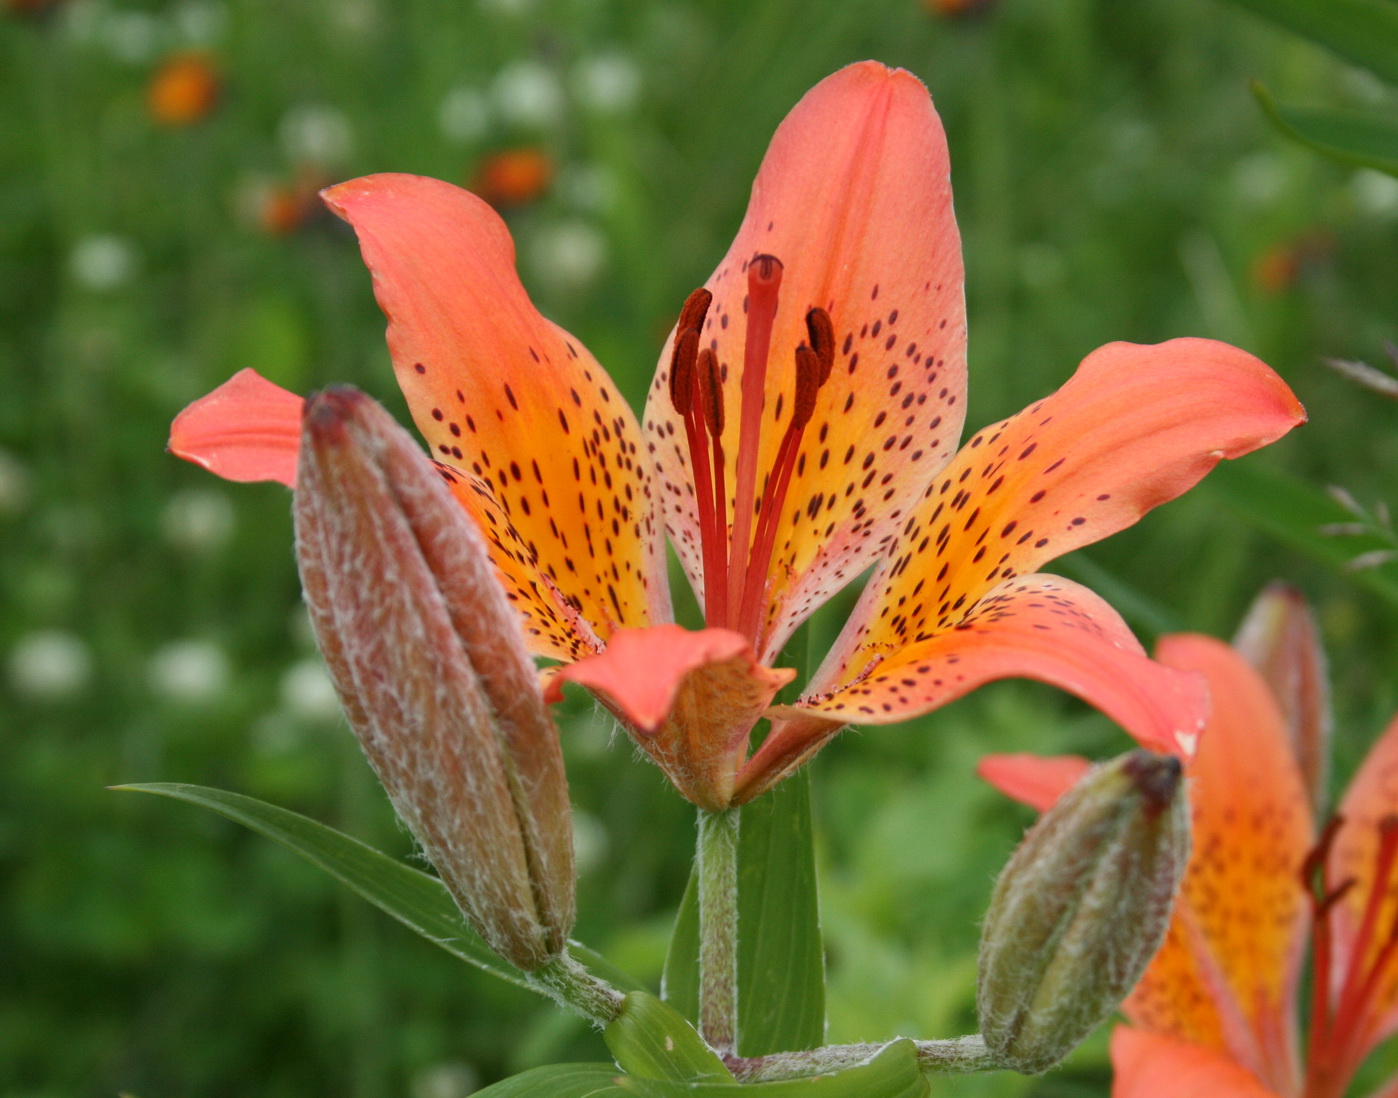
top-left (168, 368), bottom-right (304, 487)
top-left (977, 753), bottom-right (1092, 812)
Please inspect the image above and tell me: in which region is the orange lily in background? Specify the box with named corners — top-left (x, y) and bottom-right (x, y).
top-left (169, 62), bottom-right (1304, 810)
top-left (982, 585), bottom-right (1398, 1098)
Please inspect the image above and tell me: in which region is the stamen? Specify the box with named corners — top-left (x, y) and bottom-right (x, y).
top-left (698, 347), bottom-right (728, 625)
top-left (735, 342), bottom-right (825, 642)
top-left (1303, 816), bottom-right (1348, 1067)
top-left (725, 255), bottom-right (784, 629)
top-left (806, 307), bottom-right (835, 385)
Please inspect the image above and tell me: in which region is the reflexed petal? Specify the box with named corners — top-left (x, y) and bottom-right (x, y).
top-left (1111, 1027), bottom-right (1281, 1098)
top-left (1330, 709), bottom-right (1398, 1049)
top-left (977, 753), bottom-right (1091, 812)
top-left (810, 337), bottom-right (1305, 695)
top-left (547, 625), bottom-right (795, 810)
top-left (169, 368), bottom-right (304, 486)
top-left (643, 62), bottom-right (967, 660)
top-left (1125, 635), bottom-right (1311, 1088)
top-left (739, 576), bottom-right (1207, 803)
top-left (323, 174), bottom-right (670, 661)
top-left (1232, 582), bottom-right (1330, 813)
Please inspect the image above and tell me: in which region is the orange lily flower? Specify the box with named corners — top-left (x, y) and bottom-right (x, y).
top-left (169, 62), bottom-right (1304, 810)
top-left (982, 586), bottom-right (1398, 1098)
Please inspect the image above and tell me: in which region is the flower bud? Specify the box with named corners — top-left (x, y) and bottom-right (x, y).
top-left (978, 749), bottom-right (1189, 1074)
top-left (294, 386), bottom-right (574, 971)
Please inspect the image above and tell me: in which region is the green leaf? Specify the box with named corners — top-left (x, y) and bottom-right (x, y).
top-left (115, 783), bottom-right (642, 995)
top-left (1202, 461), bottom-right (1398, 607)
top-left (1253, 81), bottom-right (1398, 177)
top-left (471, 1063), bottom-right (631, 1097)
top-left (1222, 0), bottom-right (1398, 85)
top-left (605, 992), bottom-right (734, 1082)
top-left (661, 864), bottom-right (701, 1021)
top-left (618, 1040), bottom-right (929, 1097)
top-left (735, 770), bottom-right (825, 1056)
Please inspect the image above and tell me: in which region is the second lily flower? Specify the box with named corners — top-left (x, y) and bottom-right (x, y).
top-left (170, 61), bottom-right (1305, 809)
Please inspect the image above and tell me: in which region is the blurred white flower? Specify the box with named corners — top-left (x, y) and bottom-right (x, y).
top-left (1352, 169), bottom-right (1398, 219)
top-left (573, 54), bottom-right (641, 115)
top-left (526, 221), bottom-right (607, 294)
top-left (491, 60), bottom-right (565, 130)
top-left (148, 639), bottom-right (229, 703)
top-left (103, 9), bottom-right (165, 63)
top-left (438, 86), bottom-right (490, 144)
top-left (571, 809), bottom-right (608, 875)
top-left (70, 235), bottom-right (138, 291)
top-left (279, 658), bottom-right (341, 722)
top-left (173, 1), bottom-right (227, 46)
top-left (0, 448), bottom-right (32, 516)
top-left (9, 630), bottom-right (93, 699)
top-left (161, 488), bottom-right (234, 552)
top-left (279, 104), bottom-right (354, 166)
top-left (60, 0), bottom-right (105, 47)
top-left (1232, 152), bottom-right (1287, 205)
top-left (411, 1061), bottom-right (479, 1098)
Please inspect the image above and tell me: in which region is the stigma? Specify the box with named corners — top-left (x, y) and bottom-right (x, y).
top-left (667, 254), bottom-right (833, 646)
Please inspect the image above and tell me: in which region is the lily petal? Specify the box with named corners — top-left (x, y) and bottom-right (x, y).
top-left (1330, 708), bottom-right (1398, 1052)
top-left (643, 61), bottom-right (967, 661)
top-left (548, 625), bottom-right (795, 810)
top-left (1111, 1027), bottom-right (1282, 1098)
top-left (739, 575), bottom-right (1206, 803)
top-left (323, 173), bottom-right (671, 661)
top-left (1232, 582), bottom-right (1331, 814)
top-left (805, 337), bottom-right (1304, 699)
top-left (168, 368), bottom-right (304, 486)
top-left (1125, 635), bottom-right (1311, 1090)
top-left (976, 752), bottom-right (1091, 812)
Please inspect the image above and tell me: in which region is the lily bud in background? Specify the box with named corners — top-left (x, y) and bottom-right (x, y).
top-left (294, 386), bottom-right (575, 972)
top-left (978, 750), bottom-right (1189, 1074)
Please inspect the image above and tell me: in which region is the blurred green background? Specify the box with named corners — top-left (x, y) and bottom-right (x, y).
top-left (4, 0), bottom-right (1398, 1095)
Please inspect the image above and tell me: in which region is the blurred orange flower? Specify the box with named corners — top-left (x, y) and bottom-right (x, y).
top-left (470, 147), bottom-right (554, 209)
top-left (148, 51), bottom-right (220, 127)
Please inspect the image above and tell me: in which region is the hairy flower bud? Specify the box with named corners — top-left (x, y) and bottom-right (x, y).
top-left (294, 386), bottom-right (574, 971)
top-left (978, 750), bottom-right (1189, 1074)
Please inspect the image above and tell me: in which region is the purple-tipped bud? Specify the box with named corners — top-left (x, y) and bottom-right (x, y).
top-left (978, 750), bottom-right (1189, 1074)
top-left (294, 387), bottom-right (574, 971)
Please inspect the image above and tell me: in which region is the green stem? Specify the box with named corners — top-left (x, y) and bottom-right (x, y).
top-left (697, 807), bottom-right (741, 1055)
top-left (529, 951), bottom-right (625, 1027)
top-left (728, 1036), bottom-right (997, 1082)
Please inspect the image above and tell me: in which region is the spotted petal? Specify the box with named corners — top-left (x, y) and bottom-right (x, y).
top-left (169, 368), bottom-right (304, 487)
top-left (1110, 1027), bottom-right (1282, 1098)
top-left (1123, 635), bottom-right (1311, 1093)
top-left (323, 173), bottom-right (671, 662)
top-left (802, 337), bottom-right (1304, 705)
top-left (643, 61), bottom-right (967, 662)
top-left (547, 625), bottom-right (795, 810)
top-left (739, 576), bottom-right (1206, 803)
top-left (1329, 708), bottom-right (1398, 1054)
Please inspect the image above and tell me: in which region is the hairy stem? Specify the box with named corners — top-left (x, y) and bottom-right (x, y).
top-left (728, 1035), bottom-right (998, 1082)
top-left (697, 807), bottom-right (741, 1055)
top-left (529, 951), bottom-right (625, 1027)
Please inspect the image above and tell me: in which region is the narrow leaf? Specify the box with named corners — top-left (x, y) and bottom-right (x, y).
top-left (619, 1040), bottom-right (929, 1097)
top-left (605, 992), bottom-right (734, 1082)
top-left (661, 870), bottom-right (701, 1020)
top-left (1202, 462), bottom-right (1398, 608)
top-left (735, 770), bottom-right (825, 1056)
top-left (471, 1063), bottom-right (631, 1097)
top-left (1254, 82), bottom-right (1398, 177)
top-left (116, 783), bottom-right (641, 994)
top-left (1223, 0), bottom-right (1398, 85)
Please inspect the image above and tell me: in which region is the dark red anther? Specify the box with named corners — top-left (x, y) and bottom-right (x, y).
top-left (669, 328), bottom-right (698, 415)
top-left (805, 307), bottom-right (835, 386)
top-left (698, 347), bottom-right (724, 437)
top-left (791, 345), bottom-right (821, 431)
top-left (678, 286), bottom-right (714, 334)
